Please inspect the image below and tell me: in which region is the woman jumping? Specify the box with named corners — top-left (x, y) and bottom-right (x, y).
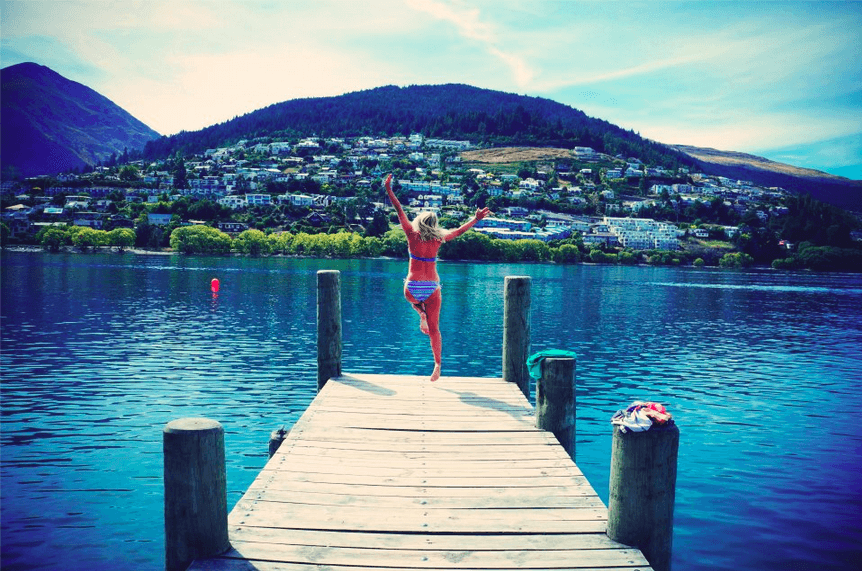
top-left (384, 174), bottom-right (490, 382)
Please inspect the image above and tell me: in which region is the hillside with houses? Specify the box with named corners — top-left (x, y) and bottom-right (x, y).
top-left (2, 131), bottom-right (860, 271)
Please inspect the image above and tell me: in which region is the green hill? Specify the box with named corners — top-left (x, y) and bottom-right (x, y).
top-left (141, 83), bottom-right (694, 171)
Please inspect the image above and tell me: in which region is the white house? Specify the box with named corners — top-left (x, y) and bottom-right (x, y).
top-left (245, 194), bottom-right (272, 206)
top-left (573, 147), bottom-right (598, 159)
top-left (412, 195), bottom-right (443, 208)
top-left (475, 217), bottom-right (532, 232)
top-left (519, 178), bottom-right (541, 191)
top-left (218, 196), bottom-right (247, 210)
top-left (280, 194), bottom-right (313, 207)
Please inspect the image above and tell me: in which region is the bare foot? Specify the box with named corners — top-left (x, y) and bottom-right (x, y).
top-left (430, 363), bottom-right (441, 382)
top-left (419, 313), bottom-right (429, 335)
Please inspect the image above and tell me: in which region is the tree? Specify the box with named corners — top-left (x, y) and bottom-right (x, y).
top-left (170, 225), bottom-right (232, 254)
top-left (119, 165), bottom-right (140, 182)
top-left (551, 243), bottom-right (580, 263)
top-left (174, 158), bottom-right (188, 190)
top-left (364, 209), bottom-right (390, 237)
top-left (235, 229), bottom-right (270, 256)
top-left (38, 227), bottom-right (71, 252)
top-left (107, 228), bottom-right (136, 251)
top-left (72, 227), bottom-right (105, 251)
top-left (719, 252), bottom-right (754, 268)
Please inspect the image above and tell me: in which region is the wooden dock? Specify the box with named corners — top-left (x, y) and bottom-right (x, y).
top-left (187, 373), bottom-right (652, 571)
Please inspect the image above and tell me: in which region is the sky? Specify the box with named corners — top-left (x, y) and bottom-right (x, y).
top-left (2, 0), bottom-right (861, 179)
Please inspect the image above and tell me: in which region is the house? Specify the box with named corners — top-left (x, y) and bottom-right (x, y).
top-left (245, 194), bottom-right (272, 206)
top-left (474, 228), bottom-right (539, 241)
top-left (519, 178), bottom-right (541, 191)
top-left (573, 147), bottom-right (598, 159)
top-left (413, 195), bottom-right (443, 209)
top-left (475, 217), bottom-right (532, 232)
top-left (582, 232), bottom-right (620, 247)
top-left (109, 216), bottom-right (135, 228)
top-left (147, 213), bottom-right (173, 226)
top-left (281, 194), bottom-right (314, 207)
top-left (487, 184), bottom-right (503, 197)
top-left (218, 196), bottom-right (247, 210)
top-left (218, 221), bottom-right (248, 233)
top-left (303, 212), bottom-right (332, 227)
top-left (73, 213), bottom-right (106, 229)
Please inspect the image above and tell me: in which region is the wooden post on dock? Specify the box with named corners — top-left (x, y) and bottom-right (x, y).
top-left (163, 417), bottom-right (229, 571)
top-left (502, 275), bottom-right (531, 398)
top-left (317, 269), bottom-right (341, 391)
top-left (607, 423), bottom-right (680, 571)
top-left (536, 357), bottom-right (576, 460)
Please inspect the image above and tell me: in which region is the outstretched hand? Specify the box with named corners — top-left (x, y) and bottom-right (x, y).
top-left (383, 173), bottom-right (393, 192)
top-left (475, 207), bottom-right (491, 220)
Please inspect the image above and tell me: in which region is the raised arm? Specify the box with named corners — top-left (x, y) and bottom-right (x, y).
top-left (384, 174), bottom-right (412, 234)
top-left (443, 207), bottom-right (491, 242)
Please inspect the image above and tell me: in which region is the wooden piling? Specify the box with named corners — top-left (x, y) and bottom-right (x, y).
top-left (502, 275), bottom-right (531, 399)
top-left (607, 423), bottom-right (680, 571)
top-left (163, 417), bottom-right (229, 571)
top-left (536, 357), bottom-right (576, 460)
top-left (317, 269), bottom-right (342, 391)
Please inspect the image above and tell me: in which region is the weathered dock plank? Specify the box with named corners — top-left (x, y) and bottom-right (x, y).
top-left (187, 374), bottom-right (652, 570)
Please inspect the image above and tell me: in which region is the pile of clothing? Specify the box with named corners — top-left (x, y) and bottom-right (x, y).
top-left (611, 401), bottom-right (674, 433)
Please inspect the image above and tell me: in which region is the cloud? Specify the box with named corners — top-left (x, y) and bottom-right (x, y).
top-left (404, 0), bottom-right (535, 86)
top-left (2, 0), bottom-right (859, 176)
top-left (405, 0), bottom-right (494, 42)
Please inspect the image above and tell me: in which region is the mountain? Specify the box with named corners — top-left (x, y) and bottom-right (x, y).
top-left (141, 83), bottom-right (697, 171)
top-left (671, 145), bottom-right (862, 211)
top-left (1, 62), bottom-right (160, 178)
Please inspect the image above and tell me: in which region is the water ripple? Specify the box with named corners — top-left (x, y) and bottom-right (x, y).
top-left (2, 252), bottom-right (861, 571)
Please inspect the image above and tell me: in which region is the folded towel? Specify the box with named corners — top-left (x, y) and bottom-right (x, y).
top-left (526, 349), bottom-right (578, 379)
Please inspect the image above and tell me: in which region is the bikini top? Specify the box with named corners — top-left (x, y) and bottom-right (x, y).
top-left (409, 250), bottom-right (437, 263)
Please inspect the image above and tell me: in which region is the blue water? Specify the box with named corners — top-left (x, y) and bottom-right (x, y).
top-left (2, 250), bottom-right (861, 570)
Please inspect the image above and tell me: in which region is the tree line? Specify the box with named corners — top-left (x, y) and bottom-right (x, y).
top-left (18, 222), bottom-right (857, 272)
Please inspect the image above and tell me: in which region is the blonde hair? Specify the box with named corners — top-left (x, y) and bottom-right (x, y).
top-left (412, 211), bottom-right (446, 242)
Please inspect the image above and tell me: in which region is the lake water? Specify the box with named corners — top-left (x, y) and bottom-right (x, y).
top-left (2, 250), bottom-right (861, 571)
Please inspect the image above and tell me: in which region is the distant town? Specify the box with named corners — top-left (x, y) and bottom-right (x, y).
top-left (2, 133), bottom-right (860, 269)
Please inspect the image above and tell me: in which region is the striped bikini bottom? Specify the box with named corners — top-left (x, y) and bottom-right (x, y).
top-left (405, 280), bottom-right (441, 303)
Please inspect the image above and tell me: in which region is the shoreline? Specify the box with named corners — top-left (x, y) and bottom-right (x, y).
top-left (2, 244), bottom-right (176, 255)
top-left (0, 243), bottom-right (800, 272)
